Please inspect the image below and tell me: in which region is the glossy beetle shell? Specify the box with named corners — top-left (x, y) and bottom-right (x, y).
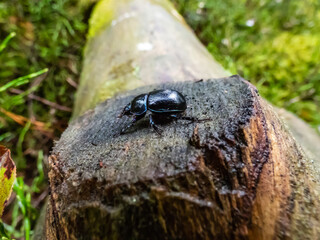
top-left (147, 89), bottom-right (187, 113)
top-left (119, 89), bottom-right (191, 135)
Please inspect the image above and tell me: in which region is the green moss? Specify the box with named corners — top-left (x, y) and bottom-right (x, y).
top-left (1, 0), bottom-right (320, 236)
top-left (88, 0), bottom-right (117, 38)
top-left (88, 0), bottom-right (185, 38)
top-left (0, 0), bottom-right (87, 238)
top-left (173, 0), bottom-right (320, 129)
top-left (238, 32), bottom-right (320, 123)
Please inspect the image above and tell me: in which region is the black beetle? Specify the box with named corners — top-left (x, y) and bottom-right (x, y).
top-left (118, 89), bottom-right (198, 135)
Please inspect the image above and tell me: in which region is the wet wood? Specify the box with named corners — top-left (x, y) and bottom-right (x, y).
top-left (46, 76), bottom-right (320, 239)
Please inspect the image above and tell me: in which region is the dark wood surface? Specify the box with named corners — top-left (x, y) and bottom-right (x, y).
top-left (46, 76), bottom-right (320, 239)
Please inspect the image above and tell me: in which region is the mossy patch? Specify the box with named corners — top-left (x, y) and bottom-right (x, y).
top-left (88, 0), bottom-right (185, 38)
top-left (238, 33), bottom-right (320, 123)
top-left (173, 0), bottom-right (320, 128)
top-left (88, 0), bottom-right (116, 38)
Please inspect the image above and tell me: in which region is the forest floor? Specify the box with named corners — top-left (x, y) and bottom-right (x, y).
top-left (0, 0), bottom-right (319, 239)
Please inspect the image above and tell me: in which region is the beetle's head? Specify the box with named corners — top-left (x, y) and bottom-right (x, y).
top-left (118, 103), bottom-right (132, 118)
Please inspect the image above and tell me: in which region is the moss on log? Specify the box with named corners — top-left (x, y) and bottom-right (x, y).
top-left (73, 0), bottom-right (227, 117)
top-left (46, 75), bottom-right (320, 239)
top-left (35, 0), bottom-right (320, 239)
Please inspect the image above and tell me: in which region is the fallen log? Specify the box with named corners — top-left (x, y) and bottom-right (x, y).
top-left (41, 0), bottom-right (320, 239)
top-left (46, 76), bottom-right (320, 239)
top-left (72, 0), bottom-right (227, 117)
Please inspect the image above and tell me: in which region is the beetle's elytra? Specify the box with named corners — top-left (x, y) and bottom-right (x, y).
top-left (118, 89), bottom-right (197, 135)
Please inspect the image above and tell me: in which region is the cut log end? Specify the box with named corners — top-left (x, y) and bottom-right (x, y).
top-left (46, 75), bottom-right (320, 240)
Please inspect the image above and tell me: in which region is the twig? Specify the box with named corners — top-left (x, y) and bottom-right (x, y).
top-left (66, 77), bottom-right (78, 88)
top-left (10, 88), bottom-right (72, 112)
top-left (0, 107), bottom-right (53, 136)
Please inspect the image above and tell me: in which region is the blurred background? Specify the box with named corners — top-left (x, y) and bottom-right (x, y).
top-left (0, 0), bottom-right (319, 239)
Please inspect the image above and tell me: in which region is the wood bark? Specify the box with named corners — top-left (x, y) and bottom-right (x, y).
top-left (41, 0), bottom-right (320, 239)
top-left (46, 76), bottom-right (320, 239)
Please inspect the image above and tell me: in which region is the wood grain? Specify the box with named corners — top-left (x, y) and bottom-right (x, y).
top-left (46, 76), bottom-right (320, 239)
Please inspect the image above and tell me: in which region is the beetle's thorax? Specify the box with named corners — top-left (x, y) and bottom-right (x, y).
top-left (130, 94), bottom-right (148, 115)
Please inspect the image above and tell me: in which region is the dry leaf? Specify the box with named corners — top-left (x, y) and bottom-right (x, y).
top-left (0, 145), bottom-right (16, 217)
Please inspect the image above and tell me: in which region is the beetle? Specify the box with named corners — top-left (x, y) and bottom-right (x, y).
top-left (118, 89), bottom-right (198, 135)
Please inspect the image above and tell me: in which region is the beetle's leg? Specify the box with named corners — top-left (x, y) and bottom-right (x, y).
top-left (169, 114), bottom-right (195, 122)
top-left (170, 114), bottom-right (198, 122)
top-left (170, 114), bottom-right (210, 123)
top-left (120, 118), bottom-right (137, 135)
top-left (120, 115), bottom-right (143, 135)
top-left (149, 115), bottom-right (163, 135)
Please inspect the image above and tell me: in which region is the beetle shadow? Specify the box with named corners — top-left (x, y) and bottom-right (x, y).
top-left (119, 114), bottom-right (181, 136)
top-left (123, 118), bottom-right (150, 134)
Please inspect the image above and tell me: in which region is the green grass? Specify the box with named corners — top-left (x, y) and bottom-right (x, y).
top-left (0, 33), bottom-right (49, 240)
top-left (172, 0), bottom-right (320, 127)
top-left (0, 0), bottom-right (87, 239)
top-left (0, 0), bottom-right (319, 239)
